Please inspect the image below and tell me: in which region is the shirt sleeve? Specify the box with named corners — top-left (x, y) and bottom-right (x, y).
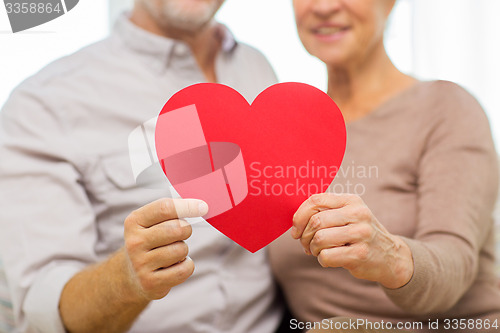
top-left (383, 81), bottom-right (499, 314)
top-left (0, 81), bottom-right (99, 332)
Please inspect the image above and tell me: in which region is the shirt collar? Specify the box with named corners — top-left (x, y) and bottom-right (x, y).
top-left (112, 14), bottom-right (237, 70)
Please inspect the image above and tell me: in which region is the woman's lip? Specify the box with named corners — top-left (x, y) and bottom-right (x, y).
top-left (312, 26), bottom-right (351, 42)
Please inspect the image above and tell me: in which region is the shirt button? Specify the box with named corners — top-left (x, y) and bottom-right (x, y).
top-left (174, 44), bottom-right (189, 57)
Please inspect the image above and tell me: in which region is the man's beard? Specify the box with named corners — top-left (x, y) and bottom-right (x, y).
top-left (143, 0), bottom-right (223, 32)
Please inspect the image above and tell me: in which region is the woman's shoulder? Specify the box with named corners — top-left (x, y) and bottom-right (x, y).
top-left (412, 80), bottom-right (495, 148)
top-left (421, 79), bottom-right (465, 91)
top-left (414, 80), bottom-right (482, 112)
top-left (407, 80), bottom-right (486, 124)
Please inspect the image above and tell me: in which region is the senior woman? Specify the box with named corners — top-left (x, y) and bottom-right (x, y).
top-left (269, 1), bottom-right (500, 332)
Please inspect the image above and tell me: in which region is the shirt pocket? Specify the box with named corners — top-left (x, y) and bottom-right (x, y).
top-left (86, 152), bottom-right (172, 208)
top-left (86, 151), bottom-right (159, 222)
top-left (100, 152), bottom-right (137, 190)
top-left (83, 152), bottom-right (137, 199)
top-left (85, 152), bottom-right (168, 255)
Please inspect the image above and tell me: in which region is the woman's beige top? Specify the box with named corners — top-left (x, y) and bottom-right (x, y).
top-left (270, 81), bottom-right (500, 332)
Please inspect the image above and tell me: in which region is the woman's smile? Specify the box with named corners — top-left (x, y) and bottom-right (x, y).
top-left (311, 24), bottom-right (351, 42)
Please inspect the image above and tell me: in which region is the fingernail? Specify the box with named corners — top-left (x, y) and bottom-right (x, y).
top-left (291, 226), bottom-right (298, 238)
top-left (198, 201), bottom-right (208, 216)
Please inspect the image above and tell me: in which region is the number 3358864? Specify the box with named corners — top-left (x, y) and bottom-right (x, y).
top-left (5, 2), bottom-right (62, 14)
top-left (443, 319), bottom-right (498, 330)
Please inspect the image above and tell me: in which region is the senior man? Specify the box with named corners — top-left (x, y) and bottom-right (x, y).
top-left (0, 0), bottom-right (281, 332)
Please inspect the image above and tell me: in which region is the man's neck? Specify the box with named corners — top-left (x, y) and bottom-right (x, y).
top-left (129, 8), bottom-right (221, 83)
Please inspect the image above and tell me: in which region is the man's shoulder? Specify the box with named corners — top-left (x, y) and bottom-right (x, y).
top-left (19, 37), bottom-right (115, 92)
top-left (231, 41), bottom-right (278, 86)
top-left (2, 36), bottom-right (120, 126)
top-left (233, 41), bottom-right (272, 65)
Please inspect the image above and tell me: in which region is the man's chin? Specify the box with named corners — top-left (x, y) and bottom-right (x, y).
top-left (165, 17), bottom-right (213, 33)
top-left (159, 1), bottom-right (220, 32)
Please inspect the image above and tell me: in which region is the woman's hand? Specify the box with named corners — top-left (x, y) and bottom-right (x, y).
top-left (291, 193), bottom-right (414, 289)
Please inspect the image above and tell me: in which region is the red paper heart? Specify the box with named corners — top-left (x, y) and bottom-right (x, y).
top-left (155, 83), bottom-right (346, 252)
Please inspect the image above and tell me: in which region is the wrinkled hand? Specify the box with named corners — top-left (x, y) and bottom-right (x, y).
top-left (124, 198), bottom-right (208, 300)
top-left (291, 193), bottom-right (414, 289)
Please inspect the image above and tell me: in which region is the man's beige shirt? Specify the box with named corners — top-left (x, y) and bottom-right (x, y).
top-left (0, 15), bottom-right (281, 333)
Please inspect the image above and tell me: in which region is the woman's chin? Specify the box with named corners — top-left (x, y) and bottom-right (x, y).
top-left (315, 53), bottom-right (351, 69)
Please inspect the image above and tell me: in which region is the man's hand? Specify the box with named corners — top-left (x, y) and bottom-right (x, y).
top-left (60, 198), bottom-right (208, 333)
top-left (124, 198), bottom-right (208, 300)
top-left (291, 193), bottom-right (413, 289)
